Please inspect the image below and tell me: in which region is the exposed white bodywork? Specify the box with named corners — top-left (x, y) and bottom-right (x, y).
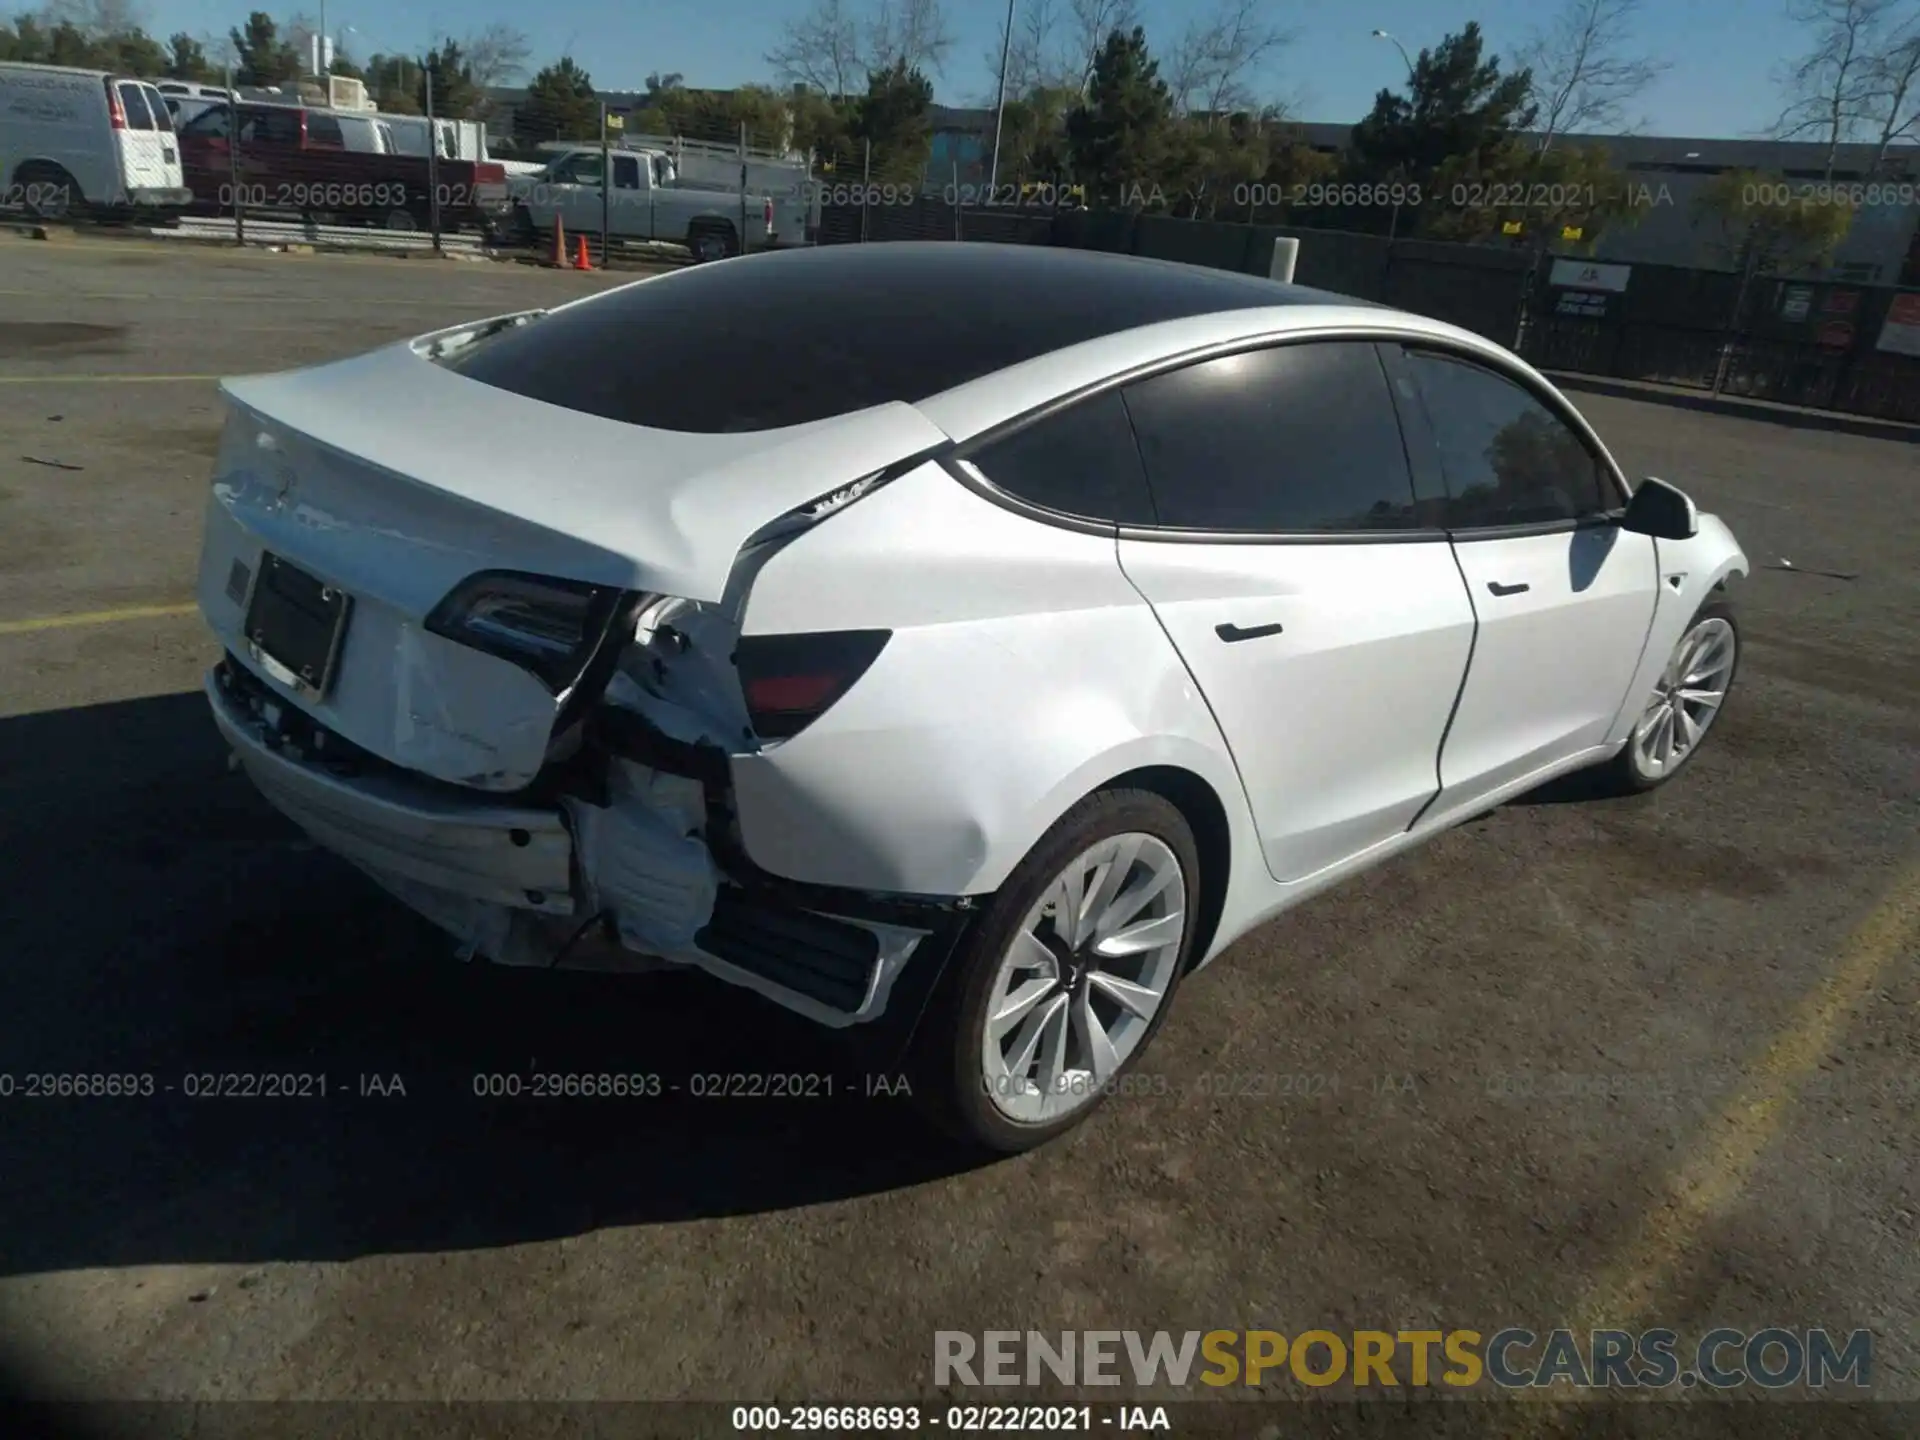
top-left (193, 259), bottom-right (1749, 1028)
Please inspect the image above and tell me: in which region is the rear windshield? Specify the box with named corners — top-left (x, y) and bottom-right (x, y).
top-left (142, 84), bottom-right (175, 132)
top-left (441, 244), bottom-right (1324, 433)
top-left (114, 81), bottom-right (155, 130)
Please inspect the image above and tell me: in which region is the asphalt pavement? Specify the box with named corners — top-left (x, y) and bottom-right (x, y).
top-left (0, 237), bottom-right (1914, 1432)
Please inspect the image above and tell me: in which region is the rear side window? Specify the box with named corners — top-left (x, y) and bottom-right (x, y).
top-left (1122, 341), bottom-right (1421, 533)
top-left (307, 112), bottom-right (344, 147)
top-left (966, 391), bottom-right (1156, 526)
top-left (1404, 352), bottom-right (1612, 527)
top-left (114, 81), bottom-right (154, 130)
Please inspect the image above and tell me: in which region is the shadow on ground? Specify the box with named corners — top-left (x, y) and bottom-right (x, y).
top-left (0, 691), bottom-right (980, 1278)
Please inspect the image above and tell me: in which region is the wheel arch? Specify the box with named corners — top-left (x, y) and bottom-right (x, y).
top-left (1098, 764), bottom-right (1233, 973)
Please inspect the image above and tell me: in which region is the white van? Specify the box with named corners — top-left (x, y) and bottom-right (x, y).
top-left (0, 63), bottom-right (192, 219)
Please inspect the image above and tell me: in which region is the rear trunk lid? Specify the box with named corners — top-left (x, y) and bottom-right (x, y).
top-left (197, 319), bottom-right (947, 789)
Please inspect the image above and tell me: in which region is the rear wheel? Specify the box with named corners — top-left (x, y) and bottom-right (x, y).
top-left (910, 789), bottom-right (1198, 1154)
top-left (687, 222), bottom-right (738, 263)
top-left (1598, 597), bottom-right (1740, 794)
top-left (384, 207), bottom-right (418, 232)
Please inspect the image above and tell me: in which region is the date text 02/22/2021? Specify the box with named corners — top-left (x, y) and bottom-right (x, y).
top-left (730, 1404), bottom-right (1172, 1432)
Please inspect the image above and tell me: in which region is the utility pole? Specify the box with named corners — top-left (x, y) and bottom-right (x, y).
top-left (988, 0), bottom-right (1015, 195)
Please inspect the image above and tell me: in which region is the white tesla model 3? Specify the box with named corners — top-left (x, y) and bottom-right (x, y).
top-left (195, 243), bottom-right (1748, 1152)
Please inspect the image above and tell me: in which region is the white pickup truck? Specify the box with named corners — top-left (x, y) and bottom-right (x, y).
top-left (501, 146), bottom-right (810, 261)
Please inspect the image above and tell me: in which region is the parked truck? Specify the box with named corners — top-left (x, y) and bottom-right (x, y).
top-left (502, 146), bottom-right (810, 260)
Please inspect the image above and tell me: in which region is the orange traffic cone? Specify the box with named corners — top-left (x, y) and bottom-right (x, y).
top-left (574, 233), bottom-right (593, 271)
top-left (548, 214), bottom-right (566, 268)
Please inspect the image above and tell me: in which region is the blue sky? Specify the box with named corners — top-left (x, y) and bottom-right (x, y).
top-left (135, 0), bottom-right (1800, 139)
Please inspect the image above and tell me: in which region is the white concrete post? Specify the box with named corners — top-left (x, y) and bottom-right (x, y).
top-left (1270, 235), bottom-right (1299, 283)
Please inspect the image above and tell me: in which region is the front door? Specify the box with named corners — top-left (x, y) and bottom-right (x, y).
top-left (1395, 345), bottom-right (1660, 821)
top-left (1112, 340), bottom-right (1476, 883)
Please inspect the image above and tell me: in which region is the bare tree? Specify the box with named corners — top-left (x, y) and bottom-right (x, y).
top-left (1773, 0), bottom-right (1898, 178)
top-left (464, 23), bottom-right (531, 95)
top-left (766, 0), bottom-right (869, 96)
top-left (867, 0), bottom-right (953, 76)
top-left (981, 0), bottom-right (1068, 104)
top-left (1164, 0), bottom-right (1294, 119)
top-left (39, 0), bottom-right (143, 36)
top-left (1520, 0), bottom-right (1669, 149)
top-left (1065, 0), bottom-right (1139, 93)
top-left (1864, 11), bottom-right (1920, 168)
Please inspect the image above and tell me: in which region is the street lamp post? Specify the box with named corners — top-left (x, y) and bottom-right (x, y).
top-left (1371, 30), bottom-right (1417, 244)
top-left (987, 0), bottom-right (1015, 198)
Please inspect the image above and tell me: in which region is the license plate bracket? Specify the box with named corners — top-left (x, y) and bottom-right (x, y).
top-left (243, 553), bottom-right (352, 698)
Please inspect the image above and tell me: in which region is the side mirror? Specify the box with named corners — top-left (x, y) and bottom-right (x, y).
top-left (1621, 476), bottom-right (1698, 540)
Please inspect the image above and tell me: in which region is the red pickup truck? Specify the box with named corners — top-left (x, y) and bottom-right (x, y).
top-left (175, 101), bottom-right (507, 233)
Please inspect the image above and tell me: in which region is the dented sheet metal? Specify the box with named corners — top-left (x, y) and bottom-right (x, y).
top-left (566, 759), bottom-right (720, 957)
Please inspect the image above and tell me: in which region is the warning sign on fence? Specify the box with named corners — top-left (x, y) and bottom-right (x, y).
top-left (1875, 292), bottom-right (1920, 356)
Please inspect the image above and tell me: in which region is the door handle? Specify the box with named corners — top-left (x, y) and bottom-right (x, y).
top-left (1215, 621), bottom-right (1285, 643)
top-left (1487, 581), bottom-right (1531, 597)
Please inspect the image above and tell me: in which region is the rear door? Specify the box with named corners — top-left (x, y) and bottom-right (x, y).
top-left (109, 78), bottom-right (172, 196)
top-left (1111, 339), bottom-right (1477, 883)
top-left (138, 83), bottom-right (182, 183)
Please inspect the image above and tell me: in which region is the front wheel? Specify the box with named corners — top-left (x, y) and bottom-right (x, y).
top-left (909, 789), bottom-right (1199, 1154)
top-left (1600, 597), bottom-right (1740, 794)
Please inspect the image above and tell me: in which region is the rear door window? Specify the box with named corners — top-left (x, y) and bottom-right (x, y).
top-left (114, 81), bottom-right (155, 130)
top-left (141, 84), bottom-right (175, 132)
top-left (307, 112), bottom-right (345, 147)
top-left (1121, 341), bottom-right (1423, 533)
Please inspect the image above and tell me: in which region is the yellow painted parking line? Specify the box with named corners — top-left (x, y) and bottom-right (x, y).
top-left (1505, 858), bottom-right (1920, 1432)
top-left (0, 601), bottom-right (198, 635)
top-left (0, 373), bottom-right (221, 383)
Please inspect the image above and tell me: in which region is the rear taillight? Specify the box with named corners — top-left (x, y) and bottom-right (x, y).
top-left (734, 630), bottom-right (890, 740)
top-left (426, 570), bottom-right (625, 694)
top-left (105, 80), bottom-right (126, 129)
top-left (763, 197), bottom-right (774, 230)
top-left (476, 162), bottom-right (506, 184)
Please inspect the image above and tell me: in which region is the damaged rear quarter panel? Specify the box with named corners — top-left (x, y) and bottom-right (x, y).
top-left (723, 462), bottom-right (1250, 898)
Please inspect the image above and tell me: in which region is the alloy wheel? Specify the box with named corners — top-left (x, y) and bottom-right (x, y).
top-left (1633, 616), bottom-right (1736, 778)
top-left (979, 832), bottom-right (1186, 1125)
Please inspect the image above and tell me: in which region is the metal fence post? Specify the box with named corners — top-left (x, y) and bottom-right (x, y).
top-left (861, 139), bottom-right (870, 243)
top-left (739, 121), bottom-right (749, 256)
top-left (225, 63), bottom-right (245, 247)
top-left (1712, 239), bottom-right (1760, 397)
top-left (600, 102), bottom-right (611, 265)
top-left (425, 70), bottom-right (442, 254)
top-left (953, 163), bottom-right (961, 241)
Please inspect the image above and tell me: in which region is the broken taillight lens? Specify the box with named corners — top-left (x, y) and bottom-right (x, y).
top-left (734, 630), bottom-right (890, 741)
top-left (426, 570), bottom-right (624, 693)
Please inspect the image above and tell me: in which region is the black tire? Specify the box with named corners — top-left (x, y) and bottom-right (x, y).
top-left (13, 162), bottom-right (78, 222)
top-left (908, 788), bottom-right (1200, 1155)
top-left (505, 203), bottom-right (538, 247)
top-left (686, 222), bottom-right (738, 263)
top-left (1596, 596), bottom-right (1740, 795)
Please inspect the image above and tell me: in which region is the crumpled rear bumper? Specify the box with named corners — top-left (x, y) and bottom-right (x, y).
top-left (206, 662), bottom-right (575, 915)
